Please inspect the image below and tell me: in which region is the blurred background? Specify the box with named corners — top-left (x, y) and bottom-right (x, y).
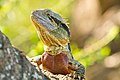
top-left (0, 0), bottom-right (120, 80)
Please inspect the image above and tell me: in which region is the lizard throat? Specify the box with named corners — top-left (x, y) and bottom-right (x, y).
top-left (44, 45), bottom-right (70, 55)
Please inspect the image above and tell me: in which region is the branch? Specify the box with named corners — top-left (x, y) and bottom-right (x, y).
top-left (0, 31), bottom-right (84, 80)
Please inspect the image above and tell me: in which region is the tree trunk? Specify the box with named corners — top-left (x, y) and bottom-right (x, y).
top-left (0, 31), bottom-right (84, 80)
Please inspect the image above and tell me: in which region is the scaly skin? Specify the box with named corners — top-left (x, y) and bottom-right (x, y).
top-left (31, 9), bottom-right (85, 78)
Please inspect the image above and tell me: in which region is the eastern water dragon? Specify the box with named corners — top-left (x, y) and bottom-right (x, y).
top-left (31, 9), bottom-right (85, 80)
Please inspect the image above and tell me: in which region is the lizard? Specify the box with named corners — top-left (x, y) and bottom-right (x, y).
top-left (31, 9), bottom-right (85, 79)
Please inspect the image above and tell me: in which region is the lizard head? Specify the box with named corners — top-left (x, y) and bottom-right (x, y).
top-left (31, 9), bottom-right (70, 49)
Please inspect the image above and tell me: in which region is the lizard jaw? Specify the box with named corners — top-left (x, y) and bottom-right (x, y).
top-left (31, 17), bottom-right (61, 46)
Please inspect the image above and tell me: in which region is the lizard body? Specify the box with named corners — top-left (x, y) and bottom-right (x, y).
top-left (31, 9), bottom-right (85, 79)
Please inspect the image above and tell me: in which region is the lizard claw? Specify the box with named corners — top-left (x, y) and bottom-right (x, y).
top-left (29, 55), bottom-right (42, 68)
top-left (76, 64), bottom-right (85, 76)
top-left (68, 72), bottom-right (85, 80)
top-left (68, 59), bottom-right (85, 80)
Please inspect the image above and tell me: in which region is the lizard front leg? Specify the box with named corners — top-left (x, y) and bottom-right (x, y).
top-left (30, 55), bottom-right (42, 70)
top-left (68, 59), bottom-right (85, 80)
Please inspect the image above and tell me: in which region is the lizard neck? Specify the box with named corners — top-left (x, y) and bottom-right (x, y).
top-left (44, 45), bottom-right (70, 55)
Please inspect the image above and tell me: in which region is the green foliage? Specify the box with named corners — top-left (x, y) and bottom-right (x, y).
top-left (71, 43), bottom-right (111, 67)
top-left (27, 41), bottom-right (44, 57)
top-left (0, 0), bottom-right (119, 68)
top-left (0, 0), bottom-right (74, 53)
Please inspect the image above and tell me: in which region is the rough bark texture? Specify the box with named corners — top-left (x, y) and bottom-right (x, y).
top-left (0, 31), bottom-right (84, 80)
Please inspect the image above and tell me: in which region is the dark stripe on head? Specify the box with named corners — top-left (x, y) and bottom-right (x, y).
top-left (68, 43), bottom-right (71, 52)
top-left (60, 23), bottom-right (70, 37)
top-left (50, 16), bottom-right (70, 37)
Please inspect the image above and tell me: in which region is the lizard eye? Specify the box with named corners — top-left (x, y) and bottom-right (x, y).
top-left (46, 13), bottom-right (49, 16)
top-left (45, 13), bottom-right (54, 22)
top-left (46, 12), bottom-right (50, 16)
top-left (47, 16), bottom-right (53, 22)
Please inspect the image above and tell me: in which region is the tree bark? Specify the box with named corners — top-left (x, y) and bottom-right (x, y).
top-left (0, 31), bottom-right (84, 80)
